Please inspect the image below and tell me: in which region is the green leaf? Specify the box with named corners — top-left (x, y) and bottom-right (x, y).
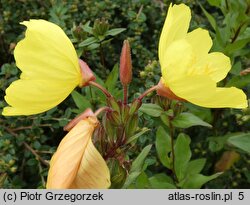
top-left (226, 74), bottom-right (250, 88)
top-left (155, 126), bottom-right (171, 168)
top-left (71, 90), bottom-right (92, 111)
top-left (105, 28), bottom-right (126, 36)
top-left (225, 37), bottom-right (250, 54)
top-left (172, 112), bottom-right (212, 129)
top-left (200, 4), bottom-right (217, 30)
top-left (186, 158), bottom-right (206, 175)
top-left (227, 133), bottom-right (250, 154)
top-left (130, 145), bottom-right (152, 173)
top-left (87, 43), bottom-right (100, 50)
top-left (126, 127), bottom-right (150, 144)
top-left (122, 145), bottom-right (152, 188)
top-left (105, 64), bottom-right (119, 94)
top-left (139, 104), bottom-right (164, 117)
top-left (181, 173), bottom-right (222, 189)
top-left (149, 173), bottom-right (176, 189)
top-left (207, 0), bottom-right (222, 7)
top-left (135, 172), bottom-right (150, 188)
top-left (208, 134), bottom-right (235, 152)
top-left (79, 37), bottom-right (98, 47)
top-left (174, 133), bottom-right (191, 181)
top-left (83, 21), bottom-right (93, 34)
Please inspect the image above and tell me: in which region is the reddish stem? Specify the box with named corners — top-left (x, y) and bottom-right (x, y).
top-left (123, 85), bottom-right (128, 105)
top-left (138, 85), bottom-right (158, 101)
top-left (94, 107), bottom-right (109, 117)
top-left (89, 81), bottom-right (112, 98)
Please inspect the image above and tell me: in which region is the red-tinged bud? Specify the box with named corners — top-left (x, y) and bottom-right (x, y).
top-left (79, 59), bottom-right (96, 87)
top-left (157, 79), bottom-right (185, 102)
top-left (129, 99), bottom-right (142, 115)
top-left (120, 40), bottom-right (132, 86)
top-left (125, 114), bottom-right (138, 138)
top-left (121, 104), bottom-right (130, 123)
top-left (107, 97), bottom-right (120, 113)
top-left (64, 108), bottom-right (94, 131)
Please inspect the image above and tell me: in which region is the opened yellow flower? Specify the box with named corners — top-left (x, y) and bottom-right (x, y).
top-left (157, 4), bottom-right (247, 108)
top-left (3, 20), bottom-right (94, 116)
top-left (46, 116), bottom-right (110, 189)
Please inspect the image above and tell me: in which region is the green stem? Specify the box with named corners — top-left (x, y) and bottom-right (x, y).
top-left (169, 120), bottom-right (177, 181)
top-left (100, 42), bottom-right (105, 68)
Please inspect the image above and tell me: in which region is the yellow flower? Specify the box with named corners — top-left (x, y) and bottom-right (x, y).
top-left (3, 20), bottom-right (94, 116)
top-left (46, 116), bottom-right (111, 189)
top-left (157, 4), bottom-right (248, 108)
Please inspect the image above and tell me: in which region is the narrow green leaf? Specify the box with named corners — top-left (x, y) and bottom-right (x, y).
top-left (207, 0), bottom-right (222, 7)
top-left (155, 126), bottom-right (171, 168)
top-left (174, 133), bottom-right (191, 181)
top-left (225, 37), bottom-right (250, 53)
top-left (83, 21), bottom-right (93, 34)
top-left (105, 64), bottom-right (119, 93)
top-left (105, 28), bottom-right (126, 36)
top-left (181, 173), bottom-right (222, 188)
top-left (87, 43), bottom-right (100, 50)
top-left (123, 145), bottom-right (152, 188)
top-left (227, 133), bottom-right (250, 154)
top-left (122, 172), bottom-right (141, 189)
top-left (200, 4), bottom-right (217, 30)
top-left (172, 112), bottom-right (212, 129)
top-left (130, 145), bottom-right (152, 173)
top-left (139, 104), bottom-right (164, 117)
top-left (126, 128), bottom-right (150, 144)
top-left (71, 90), bottom-right (92, 111)
top-left (79, 37), bottom-right (98, 47)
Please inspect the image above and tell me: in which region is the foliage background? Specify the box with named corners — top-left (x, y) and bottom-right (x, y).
top-left (0, 0), bottom-right (250, 188)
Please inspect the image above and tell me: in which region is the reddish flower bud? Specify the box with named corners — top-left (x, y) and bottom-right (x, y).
top-left (79, 59), bottom-right (96, 87)
top-left (120, 40), bottom-right (132, 86)
top-left (157, 79), bottom-right (185, 101)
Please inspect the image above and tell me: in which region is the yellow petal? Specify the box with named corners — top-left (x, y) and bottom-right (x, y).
top-left (70, 139), bottom-right (111, 189)
top-left (185, 28), bottom-right (212, 57)
top-left (46, 117), bottom-right (106, 189)
top-left (161, 39), bottom-right (195, 83)
top-left (3, 79), bottom-right (76, 116)
top-left (169, 75), bottom-right (248, 108)
top-left (193, 52), bottom-right (231, 82)
top-left (16, 20), bottom-right (80, 80)
top-left (159, 3), bottom-right (191, 63)
top-left (3, 19), bottom-right (81, 116)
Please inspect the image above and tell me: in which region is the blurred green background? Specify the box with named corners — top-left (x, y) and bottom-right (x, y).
top-left (0, 0), bottom-right (250, 188)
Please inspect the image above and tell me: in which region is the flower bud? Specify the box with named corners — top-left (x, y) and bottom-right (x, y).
top-left (107, 97), bottom-right (120, 113)
top-left (120, 40), bottom-right (132, 86)
top-left (79, 59), bottom-right (96, 87)
top-left (125, 114), bottom-right (139, 138)
top-left (129, 99), bottom-right (142, 115)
